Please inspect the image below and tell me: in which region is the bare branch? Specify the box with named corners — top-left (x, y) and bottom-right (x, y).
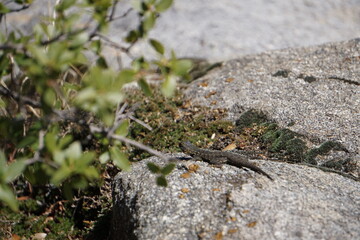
top-left (4, 4), bottom-right (30, 13)
top-left (0, 85), bottom-right (41, 108)
top-left (92, 32), bottom-right (130, 53)
top-left (108, 0), bottom-right (119, 21)
top-left (90, 125), bottom-right (171, 161)
top-left (110, 8), bottom-right (133, 21)
top-left (0, 43), bottom-right (25, 51)
top-left (107, 102), bottom-right (152, 139)
top-left (107, 102), bottom-right (128, 138)
top-left (128, 115), bottom-right (153, 131)
top-left (25, 130), bottom-right (57, 168)
top-left (40, 27), bottom-right (89, 46)
top-left (118, 102), bottom-right (128, 114)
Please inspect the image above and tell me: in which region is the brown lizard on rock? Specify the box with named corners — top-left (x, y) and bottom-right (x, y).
top-left (179, 141), bottom-right (273, 180)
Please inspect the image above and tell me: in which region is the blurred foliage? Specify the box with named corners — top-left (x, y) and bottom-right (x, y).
top-left (0, 0), bottom-right (190, 216)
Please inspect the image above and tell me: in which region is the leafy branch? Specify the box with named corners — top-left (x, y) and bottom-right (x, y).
top-left (0, 0), bottom-right (188, 212)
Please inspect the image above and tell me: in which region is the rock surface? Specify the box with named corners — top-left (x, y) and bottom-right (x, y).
top-left (2, 0), bottom-right (360, 66)
top-left (184, 38), bottom-right (360, 155)
top-left (111, 39), bottom-right (360, 239)
top-left (111, 155), bottom-right (360, 240)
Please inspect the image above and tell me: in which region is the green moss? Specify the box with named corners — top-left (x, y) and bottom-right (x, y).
top-left (260, 128), bottom-right (308, 162)
top-left (284, 138), bottom-right (307, 162)
top-left (270, 129), bottom-right (299, 151)
top-left (233, 110), bottom-right (352, 168)
top-left (0, 178), bottom-right (112, 239)
top-left (321, 158), bottom-right (351, 170)
top-left (235, 111), bottom-right (309, 162)
top-left (19, 198), bottom-right (44, 214)
top-left (125, 89), bottom-right (233, 159)
top-left (304, 141), bottom-right (347, 164)
top-left (261, 128), bottom-right (279, 144)
top-left (0, 198), bottom-right (82, 239)
top-left (235, 110), bottom-right (270, 130)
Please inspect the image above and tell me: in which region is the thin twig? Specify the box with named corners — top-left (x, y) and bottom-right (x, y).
top-left (108, 0), bottom-right (119, 21)
top-left (90, 125), bottom-right (170, 161)
top-left (118, 102), bottom-right (128, 115)
top-left (25, 130), bottom-right (58, 168)
top-left (0, 85), bottom-right (41, 108)
top-left (128, 115), bottom-right (152, 131)
top-left (0, 43), bottom-right (25, 51)
top-left (109, 8), bottom-right (133, 21)
top-left (93, 32), bottom-right (130, 53)
top-left (108, 102), bottom-right (153, 139)
top-left (40, 27), bottom-right (89, 46)
top-left (33, 130), bottom-right (45, 160)
top-left (5, 4), bottom-right (30, 13)
top-left (107, 102), bottom-right (128, 138)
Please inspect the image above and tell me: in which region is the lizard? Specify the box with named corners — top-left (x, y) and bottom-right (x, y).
top-left (179, 141), bottom-right (273, 180)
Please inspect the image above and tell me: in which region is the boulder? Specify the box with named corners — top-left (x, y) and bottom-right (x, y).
top-left (111, 39), bottom-right (360, 239)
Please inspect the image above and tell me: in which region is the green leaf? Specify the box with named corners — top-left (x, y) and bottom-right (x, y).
top-left (143, 12), bottom-right (156, 31)
top-left (101, 112), bottom-right (115, 127)
top-left (156, 175), bottom-right (167, 187)
top-left (49, 43), bottom-right (74, 68)
top-left (76, 152), bottom-right (95, 168)
top-left (45, 131), bottom-right (58, 153)
top-left (51, 165), bottom-right (72, 185)
top-left (39, 22), bottom-right (55, 39)
top-left (0, 3), bottom-right (10, 14)
top-left (5, 160), bottom-right (26, 183)
top-left (90, 39), bottom-right (102, 54)
top-left (65, 142), bottom-right (82, 160)
top-left (132, 0), bottom-right (142, 11)
top-left (118, 69), bottom-right (136, 84)
top-left (70, 32), bottom-right (89, 48)
top-left (0, 151), bottom-right (6, 180)
top-left (0, 184), bottom-right (18, 212)
top-left (99, 152), bottom-right (110, 164)
top-left (140, 1), bottom-right (150, 11)
top-left (83, 166), bottom-right (99, 179)
top-left (161, 74), bottom-right (177, 97)
top-left (53, 150), bottom-right (65, 165)
top-left (75, 87), bottom-right (97, 104)
top-left (125, 30), bottom-right (138, 43)
top-left (71, 176), bottom-right (88, 189)
top-left (132, 57), bottom-right (149, 71)
top-left (58, 135), bottom-right (73, 149)
top-left (147, 162), bottom-right (160, 174)
top-left (138, 78), bottom-right (152, 96)
top-left (43, 88), bottom-right (57, 106)
top-left (17, 136), bottom-right (37, 148)
top-left (96, 56), bottom-right (108, 68)
top-left (160, 163), bottom-right (175, 175)
top-left (56, 0), bottom-right (76, 11)
top-left (155, 0), bottom-right (173, 12)
top-left (24, 163), bottom-right (49, 185)
top-left (149, 39), bottom-right (164, 55)
top-left (110, 147), bottom-right (131, 171)
top-left (27, 44), bottom-right (48, 65)
top-left (103, 92), bottom-right (124, 105)
top-left (171, 59), bottom-right (192, 76)
top-left (115, 120), bottom-right (130, 136)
